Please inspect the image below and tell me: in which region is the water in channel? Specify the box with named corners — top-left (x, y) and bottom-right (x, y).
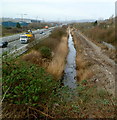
top-left (63, 31), bottom-right (77, 89)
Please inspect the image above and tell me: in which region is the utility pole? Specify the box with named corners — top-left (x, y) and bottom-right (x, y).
top-left (36, 16), bottom-right (38, 23)
top-left (18, 14), bottom-right (27, 22)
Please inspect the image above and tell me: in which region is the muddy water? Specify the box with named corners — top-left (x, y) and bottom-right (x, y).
top-left (63, 31), bottom-right (77, 89)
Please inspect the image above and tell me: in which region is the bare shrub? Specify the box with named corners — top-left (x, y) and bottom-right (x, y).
top-left (22, 50), bottom-right (43, 66)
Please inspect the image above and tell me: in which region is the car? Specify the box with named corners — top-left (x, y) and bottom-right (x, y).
top-left (0, 41), bottom-right (8, 48)
top-left (42, 32), bottom-right (46, 35)
top-left (40, 31), bottom-right (44, 34)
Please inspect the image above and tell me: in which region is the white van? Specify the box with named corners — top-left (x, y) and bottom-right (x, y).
top-left (20, 35), bottom-right (29, 44)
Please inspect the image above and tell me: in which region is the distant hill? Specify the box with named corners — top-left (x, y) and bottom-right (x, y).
top-left (64, 19), bottom-right (96, 24)
top-left (70, 19), bottom-right (96, 23)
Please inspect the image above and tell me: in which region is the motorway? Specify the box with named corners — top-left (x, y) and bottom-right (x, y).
top-left (1, 27), bottom-right (55, 56)
top-left (0, 28), bottom-right (49, 42)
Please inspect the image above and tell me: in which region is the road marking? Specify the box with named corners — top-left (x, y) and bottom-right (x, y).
top-left (9, 44), bottom-right (27, 54)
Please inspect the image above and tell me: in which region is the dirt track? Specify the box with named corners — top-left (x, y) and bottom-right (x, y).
top-left (73, 30), bottom-right (116, 95)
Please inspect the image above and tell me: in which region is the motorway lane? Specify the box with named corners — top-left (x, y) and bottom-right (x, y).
top-left (0, 33), bottom-right (22, 42)
top-left (2, 30), bottom-right (51, 54)
top-left (0, 28), bottom-right (47, 43)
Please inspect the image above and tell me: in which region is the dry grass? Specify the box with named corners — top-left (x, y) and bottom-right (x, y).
top-left (2, 103), bottom-right (28, 119)
top-left (78, 67), bottom-right (93, 81)
top-left (76, 53), bottom-right (93, 81)
top-left (72, 32), bottom-right (93, 82)
top-left (73, 21), bottom-right (116, 63)
top-left (73, 21), bottom-right (115, 47)
top-left (2, 27), bottom-right (23, 36)
top-left (84, 26), bottom-right (115, 45)
top-left (31, 37), bottom-right (60, 52)
top-left (22, 50), bottom-right (50, 68)
top-left (76, 54), bottom-right (87, 70)
top-left (47, 36), bottom-right (68, 80)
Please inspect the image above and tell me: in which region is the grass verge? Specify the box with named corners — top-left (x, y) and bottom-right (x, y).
top-left (2, 26), bottom-right (69, 119)
top-left (72, 31), bottom-right (93, 82)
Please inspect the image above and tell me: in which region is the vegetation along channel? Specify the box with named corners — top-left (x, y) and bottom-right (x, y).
top-left (2, 24), bottom-right (116, 119)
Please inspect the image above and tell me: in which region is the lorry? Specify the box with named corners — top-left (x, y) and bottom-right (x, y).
top-left (45, 26), bottom-right (48, 29)
top-left (20, 30), bottom-right (35, 44)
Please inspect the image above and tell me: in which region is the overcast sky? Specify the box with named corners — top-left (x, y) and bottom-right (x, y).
top-left (1, 0), bottom-right (116, 21)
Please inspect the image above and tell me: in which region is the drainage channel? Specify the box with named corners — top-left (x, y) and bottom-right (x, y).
top-left (63, 31), bottom-right (77, 89)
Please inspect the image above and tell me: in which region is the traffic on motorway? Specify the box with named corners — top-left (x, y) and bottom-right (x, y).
top-left (1, 27), bottom-right (56, 56)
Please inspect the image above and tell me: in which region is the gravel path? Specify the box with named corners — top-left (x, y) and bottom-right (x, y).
top-left (74, 30), bottom-right (116, 95)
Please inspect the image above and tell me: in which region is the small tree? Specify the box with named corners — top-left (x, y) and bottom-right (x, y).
top-left (39, 46), bottom-right (52, 58)
top-left (93, 20), bottom-right (98, 26)
top-left (16, 22), bottom-right (21, 28)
